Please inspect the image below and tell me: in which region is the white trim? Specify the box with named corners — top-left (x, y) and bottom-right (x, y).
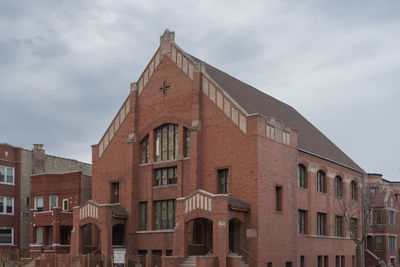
top-left (34, 196), bottom-right (44, 211)
top-left (0, 166), bottom-right (15, 185)
top-left (49, 195), bottom-right (58, 210)
top-left (0, 196), bottom-right (14, 215)
top-left (62, 198), bottom-right (68, 211)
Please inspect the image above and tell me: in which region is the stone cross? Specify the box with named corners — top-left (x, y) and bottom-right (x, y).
top-left (159, 80), bottom-right (170, 96)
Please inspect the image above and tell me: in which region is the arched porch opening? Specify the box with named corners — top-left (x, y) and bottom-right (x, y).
top-left (186, 218), bottom-right (213, 256)
top-left (112, 223), bottom-right (125, 247)
top-left (81, 223), bottom-right (100, 254)
top-left (229, 218), bottom-right (244, 254)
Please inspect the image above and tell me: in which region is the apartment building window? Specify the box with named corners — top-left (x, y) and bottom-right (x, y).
top-left (140, 135), bottom-right (149, 164)
top-left (34, 196), bottom-right (43, 211)
top-left (298, 210), bottom-right (307, 234)
top-left (154, 200), bottom-right (176, 230)
top-left (36, 227), bottom-right (43, 244)
top-left (0, 197), bottom-right (13, 214)
top-left (154, 124), bottom-right (179, 162)
top-left (389, 236), bottom-right (396, 251)
top-left (369, 187), bottom-right (377, 194)
top-left (297, 164), bottom-right (307, 188)
top-left (0, 228), bottom-right (13, 245)
top-left (140, 202), bottom-right (147, 231)
top-left (375, 236), bottom-right (383, 250)
top-left (335, 216), bottom-right (343, 237)
top-left (62, 198), bottom-right (68, 211)
top-left (334, 176), bottom-right (343, 198)
top-left (317, 170), bottom-right (326, 193)
top-left (111, 182), bottom-right (119, 203)
top-left (341, 256), bottom-right (345, 267)
top-left (350, 218), bottom-right (358, 239)
top-left (375, 210), bottom-right (383, 224)
top-left (390, 210), bottom-right (395, 225)
top-left (350, 181), bottom-right (357, 200)
top-left (275, 186), bottom-right (283, 212)
top-left (49, 195), bottom-right (58, 210)
top-left (218, 169), bottom-right (229, 194)
top-left (184, 127), bottom-right (191, 157)
top-left (336, 256), bottom-right (340, 267)
top-left (300, 256), bottom-right (304, 267)
top-left (155, 167), bottom-right (177, 186)
top-left (0, 166), bottom-right (14, 184)
top-left (317, 212), bottom-right (327, 235)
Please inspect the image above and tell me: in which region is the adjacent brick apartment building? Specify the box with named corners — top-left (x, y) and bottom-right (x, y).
top-left (0, 143), bottom-right (90, 255)
top-left (365, 174), bottom-right (400, 267)
top-left (29, 171), bottom-right (91, 256)
top-left (69, 30), bottom-right (367, 267)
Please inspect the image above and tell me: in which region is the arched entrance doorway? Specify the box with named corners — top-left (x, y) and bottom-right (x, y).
top-left (187, 218), bottom-right (213, 256)
top-left (112, 223), bottom-right (125, 246)
top-left (229, 218), bottom-right (243, 254)
top-left (81, 223), bottom-right (100, 254)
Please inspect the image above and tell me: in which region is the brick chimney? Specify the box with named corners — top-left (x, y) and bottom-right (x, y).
top-left (33, 144), bottom-right (45, 174)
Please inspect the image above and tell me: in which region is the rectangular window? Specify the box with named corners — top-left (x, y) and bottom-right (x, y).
top-left (184, 128), bottom-right (190, 157)
top-left (275, 186), bottom-right (282, 212)
top-left (36, 227), bottom-right (43, 244)
top-left (341, 256), bottom-right (345, 267)
top-left (375, 236), bottom-right (383, 250)
top-left (286, 262), bottom-right (292, 267)
top-left (111, 182), bottom-right (119, 203)
top-left (0, 197), bottom-right (14, 214)
top-left (154, 167), bottom-right (177, 186)
top-left (390, 210), bottom-right (395, 225)
top-left (298, 210), bottom-right (307, 234)
top-left (317, 171), bottom-right (326, 193)
top-left (335, 216), bottom-right (343, 237)
top-left (389, 236), bottom-right (395, 251)
top-left (350, 218), bottom-right (358, 239)
top-left (140, 202), bottom-right (147, 231)
top-left (317, 213), bottom-right (327, 236)
top-left (154, 124), bottom-right (179, 162)
top-left (26, 196), bottom-right (30, 208)
top-left (49, 195), bottom-right (58, 210)
top-left (0, 228), bottom-right (13, 244)
top-left (318, 256), bottom-right (322, 267)
top-left (154, 200), bottom-right (176, 230)
top-left (62, 198), bottom-right (68, 211)
top-left (268, 263), bottom-right (272, 267)
top-left (336, 256), bottom-right (340, 267)
top-left (369, 187), bottom-right (377, 193)
top-left (300, 256), bottom-right (304, 267)
top-left (218, 169), bottom-right (229, 194)
top-left (324, 256), bottom-right (329, 267)
top-left (352, 256), bottom-right (355, 267)
top-left (35, 196), bottom-right (43, 211)
top-left (140, 136), bottom-right (149, 164)
top-left (0, 166), bottom-right (14, 184)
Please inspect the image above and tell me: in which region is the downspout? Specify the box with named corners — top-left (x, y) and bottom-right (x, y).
top-left (362, 172), bottom-right (365, 267)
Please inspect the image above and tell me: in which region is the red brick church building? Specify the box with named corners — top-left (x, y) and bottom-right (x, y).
top-left (70, 30), bottom-right (365, 267)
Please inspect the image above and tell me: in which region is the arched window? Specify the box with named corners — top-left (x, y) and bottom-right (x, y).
top-left (351, 181), bottom-right (358, 200)
top-left (297, 164), bottom-right (307, 188)
top-left (317, 170), bottom-right (326, 193)
top-left (335, 176), bottom-right (343, 198)
top-left (154, 124), bottom-right (179, 161)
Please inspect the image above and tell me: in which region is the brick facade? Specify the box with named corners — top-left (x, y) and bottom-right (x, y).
top-left (70, 30), bottom-right (370, 267)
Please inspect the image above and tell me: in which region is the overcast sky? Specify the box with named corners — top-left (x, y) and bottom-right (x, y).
top-left (0, 0), bottom-right (399, 180)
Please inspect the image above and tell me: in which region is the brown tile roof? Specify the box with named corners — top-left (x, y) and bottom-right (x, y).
top-left (187, 53), bottom-right (363, 172)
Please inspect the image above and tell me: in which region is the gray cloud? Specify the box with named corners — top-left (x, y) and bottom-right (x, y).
top-left (0, 0), bottom-right (399, 179)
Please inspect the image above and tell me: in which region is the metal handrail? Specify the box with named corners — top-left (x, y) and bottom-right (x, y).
top-left (238, 246), bottom-right (258, 263)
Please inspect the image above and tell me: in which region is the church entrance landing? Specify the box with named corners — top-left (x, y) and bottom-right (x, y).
top-left (70, 200), bottom-right (128, 259)
top-left (170, 189), bottom-right (249, 267)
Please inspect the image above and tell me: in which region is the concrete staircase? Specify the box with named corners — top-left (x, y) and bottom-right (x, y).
top-left (179, 256), bottom-right (197, 267)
